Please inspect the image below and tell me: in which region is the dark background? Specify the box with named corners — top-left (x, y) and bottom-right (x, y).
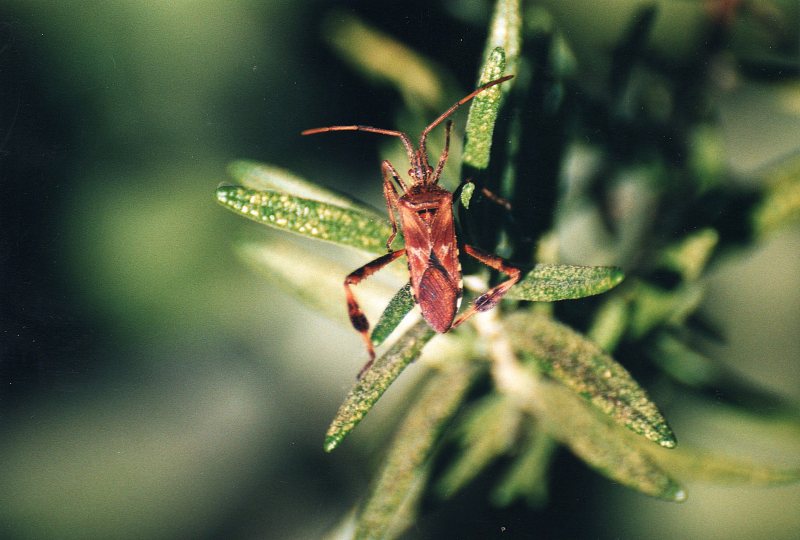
top-left (1, 1), bottom-right (799, 538)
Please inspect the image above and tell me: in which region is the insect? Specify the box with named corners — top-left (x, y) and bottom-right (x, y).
top-left (302, 75), bottom-right (521, 376)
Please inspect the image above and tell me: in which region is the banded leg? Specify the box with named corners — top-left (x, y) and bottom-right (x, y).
top-left (344, 249), bottom-right (407, 377)
top-left (452, 245), bottom-right (521, 328)
top-left (381, 160), bottom-right (405, 250)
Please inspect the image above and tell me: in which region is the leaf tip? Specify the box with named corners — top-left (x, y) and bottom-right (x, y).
top-left (323, 435), bottom-right (341, 453)
top-left (609, 267), bottom-right (626, 289)
top-left (659, 436), bottom-right (677, 449)
top-left (215, 184), bottom-right (236, 204)
top-left (667, 485), bottom-right (688, 503)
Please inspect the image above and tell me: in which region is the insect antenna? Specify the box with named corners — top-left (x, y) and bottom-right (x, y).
top-left (417, 74), bottom-right (514, 176)
top-left (301, 125), bottom-right (415, 165)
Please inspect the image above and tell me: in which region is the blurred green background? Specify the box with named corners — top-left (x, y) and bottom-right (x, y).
top-left (1, 1), bottom-right (798, 538)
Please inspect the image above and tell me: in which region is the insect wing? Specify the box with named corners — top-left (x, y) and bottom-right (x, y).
top-left (399, 192), bottom-right (461, 333)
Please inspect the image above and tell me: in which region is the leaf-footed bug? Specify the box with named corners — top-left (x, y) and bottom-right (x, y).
top-left (302, 75), bottom-right (520, 376)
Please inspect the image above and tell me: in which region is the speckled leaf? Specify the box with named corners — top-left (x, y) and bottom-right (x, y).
top-left (506, 312), bottom-right (677, 448)
top-left (463, 47), bottom-right (509, 169)
top-left (371, 282), bottom-right (416, 348)
top-left (437, 394), bottom-right (521, 498)
top-left (505, 264), bottom-right (625, 302)
top-left (534, 379), bottom-right (685, 501)
top-left (460, 181), bottom-right (476, 209)
top-left (325, 320), bottom-right (435, 452)
top-left (216, 186), bottom-right (395, 255)
top-left (227, 160), bottom-right (380, 215)
top-left (354, 361), bottom-right (481, 540)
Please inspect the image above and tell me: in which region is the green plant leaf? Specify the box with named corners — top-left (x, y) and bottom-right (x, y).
top-left (753, 153), bottom-right (800, 237)
top-left (506, 312), bottom-right (677, 448)
top-left (482, 0), bottom-right (522, 77)
top-left (355, 361), bottom-right (481, 539)
top-left (504, 264), bottom-right (625, 302)
top-left (650, 333), bottom-right (719, 387)
top-left (628, 281), bottom-right (704, 338)
top-left (463, 47), bottom-right (509, 169)
top-left (437, 394), bottom-right (521, 498)
top-left (588, 295), bottom-right (629, 352)
top-left (216, 185), bottom-right (396, 255)
top-left (659, 228), bottom-right (719, 282)
top-left (227, 160), bottom-right (380, 215)
top-left (460, 181), bottom-right (476, 209)
top-left (648, 446), bottom-right (800, 486)
top-left (323, 11), bottom-right (444, 110)
top-left (490, 428), bottom-right (557, 507)
top-left (236, 241), bottom-right (398, 328)
top-left (325, 320), bottom-right (436, 452)
top-left (370, 282), bottom-right (416, 348)
top-left (534, 379), bottom-right (686, 501)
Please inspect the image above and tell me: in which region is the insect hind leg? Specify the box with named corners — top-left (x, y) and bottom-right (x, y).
top-left (344, 249), bottom-right (406, 377)
top-left (452, 244), bottom-right (521, 328)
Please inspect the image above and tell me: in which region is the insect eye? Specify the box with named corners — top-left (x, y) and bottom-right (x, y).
top-left (408, 168), bottom-right (415, 177)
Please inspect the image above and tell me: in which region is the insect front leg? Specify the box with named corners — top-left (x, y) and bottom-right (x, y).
top-left (344, 249), bottom-right (407, 377)
top-left (452, 244), bottom-right (521, 328)
top-left (381, 160), bottom-right (405, 251)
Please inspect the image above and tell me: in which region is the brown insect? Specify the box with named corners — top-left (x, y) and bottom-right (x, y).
top-left (302, 75), bottom-right (521, 376)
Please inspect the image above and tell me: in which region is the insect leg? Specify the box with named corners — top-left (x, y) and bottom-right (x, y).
top-left (381, 160), bottom-right (405, 251)
top-left (344, 249), bottom-right (407, 376)
top-left (452, 245), bottom-right (521, 328)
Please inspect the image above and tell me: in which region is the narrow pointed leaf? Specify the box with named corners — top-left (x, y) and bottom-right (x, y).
top-left (217, 186), bottom-right (395, 254)
top-left (753, 153), bottom-right (800, 237)
top-left (237, 241), bottom-right (395, 326)
top-left (227, 160), bottom-right (380, 215)
top-left (534, 380), bottom-right (685, 501)
top-left (323, 11), bottom-right (444, 109)
top-left (463, 47), bottom-right (509, 169)
top-left (659, 228), bottom-right (719, 282)
top-left (651, 333), bottom-right (719, 387)
top-left (370, 282), bottom-right (416, 348)
top-left (588, 296), bottom-right (629, 352)
top-left (506, 312), bottom-right (677, 448)
top-left (504, 264), bottom-right (625, 302)
top-left (628, 281), bottom-right (704, 338)
top-left (437, 394), bottom-right (521, 498)
top-left (355, 361), bottom-right (481, 539)
top-left (481, 0), bottom-right (522, 77)
top-left (325, 320), bottom-right (435, 452)
top-left (648, 445), bottom-right (800, 486)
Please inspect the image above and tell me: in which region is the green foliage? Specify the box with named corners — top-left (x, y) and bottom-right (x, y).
top-left (505, 264), bottom-right (624, 301)
top-left (216, 186), bottom-right (395, 254)
top-left (324, 320), bottom-right (435, 452)
top-left (507, 312), bottom-right (676, 448)
top-left (218, 0), bottom-right (800, 537)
